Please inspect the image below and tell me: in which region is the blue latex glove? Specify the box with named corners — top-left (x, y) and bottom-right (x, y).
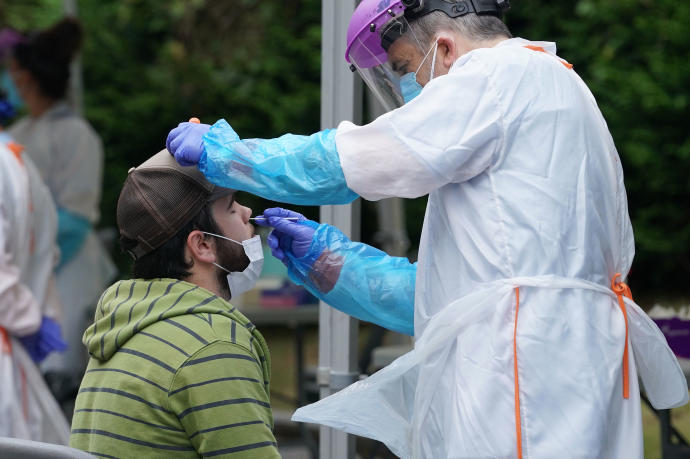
top-left (166, 121), bottom-right (211, 166)
top-left (258, 208), bottom-right (319, 265)
top-left (201, 120), bottom-right (359, 205)
top-left (18, 317), bottom-right (68, 363)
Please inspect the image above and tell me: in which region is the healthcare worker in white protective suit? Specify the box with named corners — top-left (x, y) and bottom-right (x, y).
top-left (166, 0), bottom-right (689, 457)
top-left (0, 124), bottom-right (71, 442)
top-left (7, 18), bottom-right (116, 378)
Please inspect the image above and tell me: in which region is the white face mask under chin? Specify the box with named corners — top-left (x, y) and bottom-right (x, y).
top-left (202, 232), bottom-right (264, 299)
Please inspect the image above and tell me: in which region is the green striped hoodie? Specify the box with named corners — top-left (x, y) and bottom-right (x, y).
top-left (70, 279), bottom-right (280, 458)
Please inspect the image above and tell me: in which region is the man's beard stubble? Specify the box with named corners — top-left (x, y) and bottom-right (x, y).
top-left (215, 238), bottom-right (251, 301)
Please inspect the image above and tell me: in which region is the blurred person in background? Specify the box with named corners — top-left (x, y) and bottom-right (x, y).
top-left (0, 37), bottom-right (69, 438)
top-left (7, 17), bottom-right (116, 383)
top-left (0, 102), bottom-right (65, 369)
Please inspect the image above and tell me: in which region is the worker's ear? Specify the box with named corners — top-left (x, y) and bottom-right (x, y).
top-left (435, 34), bottom-right (458, 75)
top-left (186, 230), bottom-right (216, 265)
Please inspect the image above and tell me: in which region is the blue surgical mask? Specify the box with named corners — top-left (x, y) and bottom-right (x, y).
top-left (400, 72), bottom-right (422, 104)
top-left (399, 40), bottom-right (439, 104)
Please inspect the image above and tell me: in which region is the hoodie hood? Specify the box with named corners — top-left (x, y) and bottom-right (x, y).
top-left (83, 278), bottom-right (249, 361)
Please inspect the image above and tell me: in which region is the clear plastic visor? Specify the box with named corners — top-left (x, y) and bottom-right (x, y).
top-left (348, 16), bottom-right (429, 111)
top-left (352, 59), bottom-right (404, 111)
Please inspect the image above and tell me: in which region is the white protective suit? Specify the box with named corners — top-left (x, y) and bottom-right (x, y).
top-left (293, 38), bottom-right (689, 458)
top-left (0, 135), bottom-right (61, 333)
top-left (9, 102), bottom-right (117, 373)
top-left (0, 136), bottom-right (69, 443)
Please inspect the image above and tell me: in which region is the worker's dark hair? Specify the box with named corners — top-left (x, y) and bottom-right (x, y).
top-left (12, 17), bottom-right (82, 100)
top-left (120, 204), bottom-right (222, 280)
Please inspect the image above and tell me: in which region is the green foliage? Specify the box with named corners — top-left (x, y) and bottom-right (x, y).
top-left (0, 0), bottom-right (62, 30)
top-left (75, 0), bottom-right (321, 230)
top-left (2, 0), bottom-right (688, 294)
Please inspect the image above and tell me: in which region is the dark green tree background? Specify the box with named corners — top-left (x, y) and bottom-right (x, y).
top-left (2, 0), bottom-right (688, 298)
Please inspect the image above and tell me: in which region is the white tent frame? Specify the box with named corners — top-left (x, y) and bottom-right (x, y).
top-left (318, 1), bottom-right (361, 458)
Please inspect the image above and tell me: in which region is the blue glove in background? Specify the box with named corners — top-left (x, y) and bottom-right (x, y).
top-left (56, 207), bottom-right (91, 270)
top-left (260, 212), bottom-right (416, 336)
top-left (18, 317), bottom-right (68, 363)
top-left (200, 119), bottom-right (359, 205)
top-left (166, 121), bottom-right (211, 166)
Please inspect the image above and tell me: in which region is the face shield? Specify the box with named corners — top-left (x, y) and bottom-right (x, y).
top-left (346, 0), bottom-right (511, 111)
top-left (345, 2), bottom-right (434, 111)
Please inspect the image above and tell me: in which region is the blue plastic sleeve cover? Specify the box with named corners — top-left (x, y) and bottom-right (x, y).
top-left (57, 207), bottom-right (91, 270)
top-left (200, 119), bottom-right (359, 205)
top-left (285, 222), bottom-right (416, 336)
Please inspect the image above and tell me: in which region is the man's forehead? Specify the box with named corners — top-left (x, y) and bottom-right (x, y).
top-left (387, 39), bottom-right (420, 64)
top-left (211, 191), bottom-right (236, 208)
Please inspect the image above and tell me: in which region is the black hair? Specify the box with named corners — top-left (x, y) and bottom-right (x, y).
top-left (12, 17), bottom-right (82, 100)
top-left (120, 204), bottom-right (221, 280)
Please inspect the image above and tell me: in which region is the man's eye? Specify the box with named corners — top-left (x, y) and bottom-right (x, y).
top-left (392, 61), bottom-right (408, 76)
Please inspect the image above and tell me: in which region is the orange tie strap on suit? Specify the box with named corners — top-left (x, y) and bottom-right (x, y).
top-left (0, 326), bottom-right (11, 354)
top-left (7, 140), bottom-right (25, 164)
top-left (611, 273), bottom-right (632, 399)
top-left (523, 45), bottom-right (574, 70)
top-left (512, 287), bottom-right (523, 459)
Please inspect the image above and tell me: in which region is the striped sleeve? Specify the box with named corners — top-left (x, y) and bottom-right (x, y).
top-left (167, 340), bottom-right (280, 458)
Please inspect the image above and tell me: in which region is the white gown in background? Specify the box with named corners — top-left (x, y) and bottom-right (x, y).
top-left (9, 102), bottom-right (117, 374)
top-left (0, 136), bottom-right (69, 443)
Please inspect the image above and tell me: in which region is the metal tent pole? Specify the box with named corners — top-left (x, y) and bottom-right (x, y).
top-left (319, 1), bottom-right (361, 458)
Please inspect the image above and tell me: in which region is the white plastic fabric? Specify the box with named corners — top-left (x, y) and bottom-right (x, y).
top-left (0, 331), bottom-right (70, 444)
top-left (23, 153), bottom-right (62, 322)
top-left (294, 277), bottom-right (688, 458)
top-left (0, 138), bottom-right (59, 336)
top-left (9, 102), bottom-right (117, 374)
top-left (294, 39), bottom-right (689, 458)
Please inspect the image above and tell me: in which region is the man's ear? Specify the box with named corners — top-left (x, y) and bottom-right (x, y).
top-left (436, 34), bottom-right (458, 72)
top-left (186, 230), bottom-right (216, 265)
